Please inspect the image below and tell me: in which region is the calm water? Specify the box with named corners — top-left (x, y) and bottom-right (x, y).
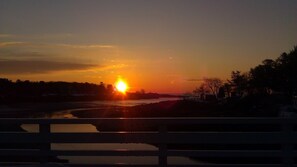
top-left (86, 97), bottom-right (182, 107)
top-left (43, 97), bottom-right (181, 118)
top-left (21, 98), bottom-right (200, 165)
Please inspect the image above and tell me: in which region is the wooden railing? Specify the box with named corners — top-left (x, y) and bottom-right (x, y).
top-left (0, 117), bottom-right (297, 167)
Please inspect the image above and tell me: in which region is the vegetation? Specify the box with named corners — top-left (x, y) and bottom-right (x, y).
top-left (194, 46), bottom-right (297, 104)
top-left (0, 80), bottom-right (110, 101)
top-left (0, 80), bottom-right (174, 103)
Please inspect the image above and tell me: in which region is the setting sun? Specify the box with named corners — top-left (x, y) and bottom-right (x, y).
top-left (115, 79), bottom-right (128, 94)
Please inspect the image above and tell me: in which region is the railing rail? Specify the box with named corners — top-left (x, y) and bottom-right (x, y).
top-left (0, 117), bottom-right (297, 167)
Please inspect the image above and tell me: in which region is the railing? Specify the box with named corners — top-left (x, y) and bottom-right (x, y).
top-left (0, 117), bottom-right (297, 167)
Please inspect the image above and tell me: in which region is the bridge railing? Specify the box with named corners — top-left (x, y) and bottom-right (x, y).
top-left (0, 117), bottom-right (296, 167)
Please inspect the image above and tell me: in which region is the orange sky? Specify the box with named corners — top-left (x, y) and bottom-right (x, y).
top-left (0, 0), bottom-right (297, 94)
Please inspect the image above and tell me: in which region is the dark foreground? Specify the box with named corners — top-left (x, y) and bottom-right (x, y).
top-left (0, 94), bottom-right (296, 164)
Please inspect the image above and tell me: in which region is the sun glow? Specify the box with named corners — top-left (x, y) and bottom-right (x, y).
top-left (115, 79), bottom-right (128, 94)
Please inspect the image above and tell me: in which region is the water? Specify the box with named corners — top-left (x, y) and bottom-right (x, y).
top-left (86, 97), bottom-right (182, 107)
top-left (41, 97), bottom-right (181, 118)
top-left (21, 98), bottom-right (200, 165)
top-left (22, 124), bottom-right (162, 164)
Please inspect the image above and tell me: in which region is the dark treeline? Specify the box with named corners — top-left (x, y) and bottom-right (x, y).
top-left (0, 80), bottom-right (170, 103)
top-left (0, 80), bottom-right (112, 102)
top-left (248, 46), bottom-right (297, 98)
top-left (194, 46), bottom-right (297, 104)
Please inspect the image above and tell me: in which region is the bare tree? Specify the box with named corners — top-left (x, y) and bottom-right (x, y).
top-left (203, 78), bottom-right (223, 99)
top-left (193, 83), bottom-right (209, 100)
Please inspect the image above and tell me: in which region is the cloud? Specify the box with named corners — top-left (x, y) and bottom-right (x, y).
top-left (9, 52), bottom-right (46, 58)
top-left (0, 34), bottom-right (18, 38)
top-left (56, 44), bottom-right (115, 49)
top-left (95, 64), bottom-right (128, 71)
top-left (0, 59), bottom-right (97, 74)
top-left (0, 33), bottom-right (73, 39)
top-left (0, 40), bottom-right (115, 50)
top-left (0, 42), bottom-right (28, 47)
top-left (0, 50), bottom-right (46, 59)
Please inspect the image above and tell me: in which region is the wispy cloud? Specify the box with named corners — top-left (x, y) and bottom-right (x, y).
top-left (0, 33), bottom-right (73, 39)
top-left (0, 41), bottom-right (28, 47)
top-left (0, 41), bottom-right (116, 49)
top-left (0, 51), bottom-right (49, 59)
top-left (94, 64), bottom-right (128, 71)
top-left (0, 41), bottom-right (115, 49)
top-left (0, 59), bottom-right (98, 74)
top-left (56, 44), bottom-right (115, 49)
top-left (0, 34), bottom-right (18, 38)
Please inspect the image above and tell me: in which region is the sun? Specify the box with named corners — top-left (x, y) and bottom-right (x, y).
top-left (115, 79), bottom-right (128, 94)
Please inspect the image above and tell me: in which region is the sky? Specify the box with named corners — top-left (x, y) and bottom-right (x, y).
top-left (0, 0), bottom-right (296, 94)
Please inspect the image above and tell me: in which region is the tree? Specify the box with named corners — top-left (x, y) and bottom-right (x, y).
top-left (275, 46), bottom-right (297, 98)
top-left (203, 78), bottom-right (223, 99)
top-left (98, 82), bottom-right (106, 96)
top-left (229, 71), bottom-right (249, 97)
top-left (248, 46), bottom-right (297, 98)
top-left (193, 83), bottom-right (209, 100)
top-left (250, 59), bottom-right (279, 94)
top-left (0, 78), bottom-right (12, 96)
top-left (106, 84), bottom-right (114, 96)
top-left (223, 82), bottom-right (232, 98)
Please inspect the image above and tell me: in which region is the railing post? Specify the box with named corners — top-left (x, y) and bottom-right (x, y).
top-left (158, 124), bottom-right (167, 166)
top-left (39, 123), bottom-right (51, 164)
top-left (281, 120), bottom-right (294, 167)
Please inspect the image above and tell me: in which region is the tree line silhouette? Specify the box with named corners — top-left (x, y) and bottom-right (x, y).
top-left (0, 80), bottom-right (115, 102)
top-left (0, 79), bottom-right (167, 103)
top-left (194, 46), bottom-right (297, 103)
